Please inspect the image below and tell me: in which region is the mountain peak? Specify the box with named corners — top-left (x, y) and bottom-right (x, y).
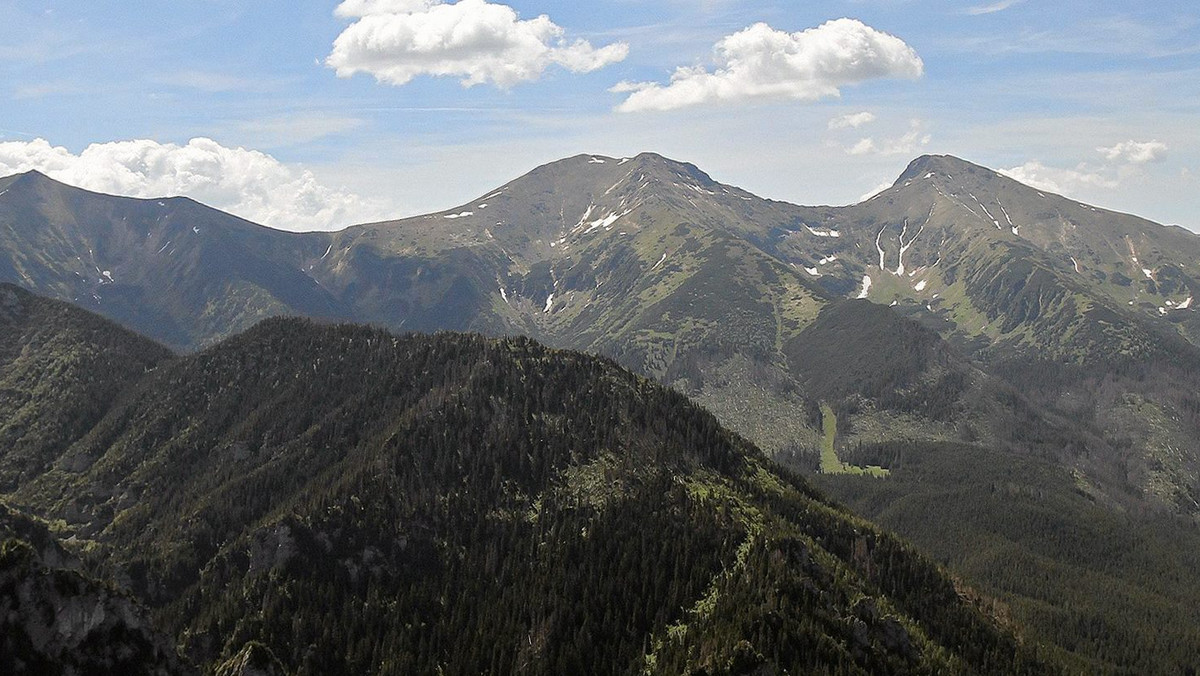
top-left (895, 154), bottom-right (995, 185)
top-left (0, 169), bottom-right (56, 193)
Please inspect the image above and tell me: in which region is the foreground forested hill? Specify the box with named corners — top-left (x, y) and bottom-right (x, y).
top-left (0, 287), bottom-right (1052, 674)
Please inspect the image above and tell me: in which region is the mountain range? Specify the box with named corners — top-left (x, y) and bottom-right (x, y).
top-left (3, 153), bottom-right (1200, 672)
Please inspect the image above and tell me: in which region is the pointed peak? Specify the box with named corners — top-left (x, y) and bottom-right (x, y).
top-left (1, 169), bottom-right (80, 195)
top-left (14, 168), bottom-right (60, 184)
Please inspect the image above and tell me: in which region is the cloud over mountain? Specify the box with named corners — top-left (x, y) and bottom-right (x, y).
top-left (0, 137), bottom-right (387, 232)
top-left (327, 0), bottom-right (628, 88)
top-left (613, 19), bottom-right (923, 112)
top-left (1002, 139), bottom-right (1170, 197)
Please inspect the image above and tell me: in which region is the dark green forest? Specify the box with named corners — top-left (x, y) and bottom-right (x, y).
top-left (0, 286), bottom-right (1053, 674)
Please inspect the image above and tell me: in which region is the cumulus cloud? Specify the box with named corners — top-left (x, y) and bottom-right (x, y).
top-left (1002, 139), bottom-right (1170, 196)
top-left (612, 19), bottom-right (923, 113)
top-left (326, 0), bottom-right (628, 88)
top-left (0, 138), bottom-right (390, 232)
top-left (1097, 139), bottom-right (1167, 164)
top-left (828, 111), bottom-right (876, 130)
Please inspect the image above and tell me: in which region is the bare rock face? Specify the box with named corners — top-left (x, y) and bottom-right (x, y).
top-left (214, 642), bottom-right (288, 676)
top-left (0, 504), bottom-right (194, 676)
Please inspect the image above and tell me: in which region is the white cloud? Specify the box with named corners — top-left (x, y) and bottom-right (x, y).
top-left (828, 111), bottom-right (876, 130)
top-left (613, 19), bottom-right (923, 113)
top-left (846, 120), bottom-right (931, 156)
top-left (335, 0), bottom-right (438, 17)
top-left (965, 0), bottom-right (1024, 16)
top-left (1097, 139), bottom-right (1168, 164)
top-left (1000, 160), bottom-right (1119, 194)
top-left (0, 138), bottom-right (391, 232)
top-left (848, 138), bottom-right (878, 155)
top-left (859, 181), bottom-right (893, 202)
top-left (327, 0), bottom-right (628, 88)
top-left (1003, 140), bottom-right (1171, 196)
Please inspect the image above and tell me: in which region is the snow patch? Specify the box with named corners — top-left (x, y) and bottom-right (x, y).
top-left (1143, 268), bottom-right (1154, 279)
top-left (895, 218), bottom-right (925, 276)
top-left (321, 244), bottom-right (333, 260)
top-left (586, 210), bottom-right (630, 233)
top-left (817, 255), bottom-right (838, 266)
top-left (857, 275), bottom-right (873, 299)
top-left (477, 203), bottom-right (488, 209)
top-left (101, 271), bottom-right (113, 283)
top-left (1178, 297), bottom-right (1194, 310)
top-left (805, 267), bottom-right (820, 276)
top-left (618, 157), bottom-right (630, 165)
top-left (923, 172), bottom-right (934, 180)
top-left (1070, 257), bottom-right (1081, 274)
top-left (805, 225), bottom-right (841, 238)
top-left (589, 157), bottom-right (606, 164)
top-left (543, 294), bottom-right (554, 313)
top-left (444, 211), bottom-right (473, 219)
top-left (651, 253), bottom-right (667, 271)
top-left (193, 226), bottom-right (201, 234)
top-left (875, 225), bottom-right (888, 271)
top-left (969, 193), bottom-right (1000, 229)
top-left (575, 203), bottom-right (596, 229)
top-left (499, 287), bottom-right (508, 303)
top-left (156, 241), bottom-right (170, 254)
top-left (914, 280), bottom-right (927, 292)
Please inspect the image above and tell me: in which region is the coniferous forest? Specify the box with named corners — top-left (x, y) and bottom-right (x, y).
top-left (1, 284), bottom-right (1054, 674)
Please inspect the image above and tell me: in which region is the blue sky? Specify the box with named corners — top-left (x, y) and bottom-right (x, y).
top-left (1, 0), bottom-right (1198, 231)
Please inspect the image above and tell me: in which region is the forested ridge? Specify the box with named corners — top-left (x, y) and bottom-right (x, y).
top-left (0, 285), bottom-right (1054, 674)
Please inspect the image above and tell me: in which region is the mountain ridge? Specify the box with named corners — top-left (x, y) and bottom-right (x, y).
top-left (0, 294), bottom-right (1054, 675)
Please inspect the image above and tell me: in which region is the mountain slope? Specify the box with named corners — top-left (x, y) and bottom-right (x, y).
top-left (5, 312), bottom-right (1052, 675)
top-left (315, 153), bottom-right (833, 451)
top-left (1, 502), bottom-right (193, 675)
top-left (786, 155), bottom-right (1200, 362)
top-left (0, 171), bottom-right (344, 349)
top-left (819, 442), bottom-right (1200, 674)
top-left (0, 283), bottom-right (174, 492)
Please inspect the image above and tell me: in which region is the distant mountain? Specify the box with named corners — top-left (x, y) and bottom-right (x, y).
top-left (1, 302), bottom-right (1049, 675)
top-left (783, 154), bottom-right (1200, 361)
top-left (0, 171), bottom-right (344, 349)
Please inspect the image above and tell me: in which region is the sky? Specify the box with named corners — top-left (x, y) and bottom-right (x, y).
top-left (1, 0), bottom-right (1198, 232)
